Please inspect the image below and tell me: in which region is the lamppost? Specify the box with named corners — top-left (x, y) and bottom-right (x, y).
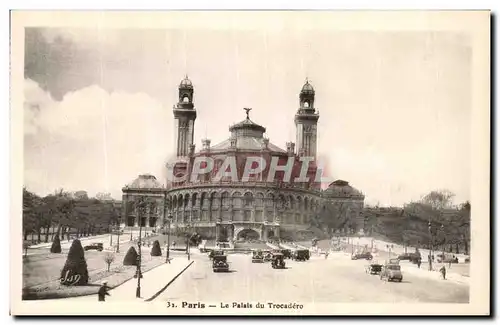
top-left (428, 220), bottom-right (433, 271)
top-left (166, 213), bottom-right (172, 263)
top-left (441, 224), bottom-right (445, 265)
top-left (116, 217), bottom-right (121, 253)
top-left (134, 197), bottom-right (147, 298)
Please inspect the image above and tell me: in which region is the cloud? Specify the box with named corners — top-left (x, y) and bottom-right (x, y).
top-left (24, 78), bottom-right (173, 199)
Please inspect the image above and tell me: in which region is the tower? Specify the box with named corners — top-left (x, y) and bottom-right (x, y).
top-left (295, 80), bottom-right (320, 158)
top-left (173, 76), bottom-right (197, 157)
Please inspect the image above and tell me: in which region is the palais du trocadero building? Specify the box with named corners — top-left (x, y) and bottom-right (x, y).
top-left (121, 77), bottom-right (365, 242)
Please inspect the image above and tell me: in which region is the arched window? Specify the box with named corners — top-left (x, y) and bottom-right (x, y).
top-left (221, 192), bottom-right (230, 208)
top-left (244, 192), bottom-right (253, 207)
top-left (266, 193), bottom-right (274, 208)
top-left (255, 193), bottom-right (264, 208)
top-left (304, 101), bottom-right (310, 108)
top-left (211, 192), bottom-right (220, 209)
top-left (192, 193), bottom-right (198, 207)
top-left (183, 95), bottom-right (189, 103)
top-left (233, 192), bottom-right (242, 209)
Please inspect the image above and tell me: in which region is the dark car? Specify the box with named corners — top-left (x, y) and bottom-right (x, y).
top-left (212, 255), bottom-right (229, 273)
top-left (252, 251), bottom-right (264, 263)
top-left (271, 253), bottom-right (286, 269)
top-left (365, 263), bottom-right (383, 275)
top-left (292, 249), bottom-right (310, 261)
top-left (397, 253), bottom-right (412, 261)
top-left (84, 242), bottom-right (103, 251)
top-left (281, 249), bottom-right (292, 259)
top-left (208, 250), bottom-right (224, 260)
top-left (351, 252), bottom-right (373, 260)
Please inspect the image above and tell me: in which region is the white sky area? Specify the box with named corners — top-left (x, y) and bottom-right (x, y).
top-left (23, 28), bottom-right (471, 207)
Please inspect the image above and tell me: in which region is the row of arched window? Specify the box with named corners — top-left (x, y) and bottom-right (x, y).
top-left (169, 192), bottom-right (321, 212)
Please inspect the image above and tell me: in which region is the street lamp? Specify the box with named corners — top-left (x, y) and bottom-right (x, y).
top-left (166, 214), bottom-right (173, 263)
top-left (428, 221), bottom-right (433, 271)
top-left (134, 198), bottom-right (147, 298)
top-left (441, 224), bottom-right (445, 265)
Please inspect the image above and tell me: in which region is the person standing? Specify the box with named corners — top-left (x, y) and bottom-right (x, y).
top-left (98, 281), bottom-right (111, 301)
top-left (440, 265), bottom-right (446, 280)
top-left (417, 258), bottom-right (421, 269)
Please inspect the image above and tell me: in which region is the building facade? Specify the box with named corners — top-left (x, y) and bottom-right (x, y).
top-left (122, 77), bottom-right (365, 241)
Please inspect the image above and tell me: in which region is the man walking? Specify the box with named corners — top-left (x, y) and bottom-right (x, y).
top-left (98, 280), bottom-right (111, 301)
top-left (440, 265), bottom-right (446, 280)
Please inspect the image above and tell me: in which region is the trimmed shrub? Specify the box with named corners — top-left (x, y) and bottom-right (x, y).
top-left (150, 240), bottom-right (162, 256)
top-left (50, 234), bottom-right (62, 253)
top-left (60, 239), bottom-right (89, 286)
top-left (123, 246), bottom-right (139, 266)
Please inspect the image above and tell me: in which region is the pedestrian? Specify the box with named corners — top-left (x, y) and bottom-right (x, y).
top-left (440, 265), bottom-right (446, 280)
top-left (325, 252), bottom-right (329, 260)
top-left (98, 280), bottom-right (111, 301)
top-left (417, 259), bottom-right (421, 269)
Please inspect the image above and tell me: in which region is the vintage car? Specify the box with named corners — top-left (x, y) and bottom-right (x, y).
top-left (464, 256), bottom-right (470, 263)
top-left (83, 242), bottom-right (104, 251)
top-left (271, 253), bottom-right (286, 269)
top-left (281, 249), bottom-right (292, 259)
top-left (263, 251), bottom-right (273, 262)
top-left (380, 264), bottom-right (403, 282)
top-left (365, 262), bottom-right (383, 275)
top-left (212, 255), bottom-right (230, 272)
top-left (292, 249), bottom-right (310, 261)
top-left (351, 252), bottom-right (373, 260)
top-left (252, 251), bottom-right (265, 263)
top-left (436, 254), bottom-right (459, 264)
top-left (208, 250), bottom-right (224, 260)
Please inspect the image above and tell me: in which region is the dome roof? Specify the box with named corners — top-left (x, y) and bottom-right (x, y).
top-left (323, 180), bottom-right (363, 198)
top-left (126, 174), bottom-right (164, 189)
top-left (179, 76), bottom-right (193, 89)
top-left (229, 117), bottom-right (266, 134)
top-left (301, 81), bottom-right (315, 94)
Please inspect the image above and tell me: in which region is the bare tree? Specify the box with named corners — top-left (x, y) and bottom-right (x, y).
top-left (104, 252), bottom-right (115, 272)
top-left (420, 190), bottom-right (455, 210)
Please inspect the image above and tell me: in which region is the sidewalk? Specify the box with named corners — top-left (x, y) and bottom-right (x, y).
top-left (67, 257), bottom-right (194, 302)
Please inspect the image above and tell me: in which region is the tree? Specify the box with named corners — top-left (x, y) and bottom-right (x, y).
top-left (104, 252), bottom-right (115, 272)
top-left (50, 234), bottom-right (62, 253)
top-left (60, 239), bottom-right (89, 286)
top-left (420, 190), bottom-right (455, 210)
top-left (123, 246), bottom-right (139, 266)
top-left (150, 240), bottom-right (162, 256)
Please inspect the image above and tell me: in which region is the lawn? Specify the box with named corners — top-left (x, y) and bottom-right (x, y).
top-left (22, 243), bottom-right (167, 300)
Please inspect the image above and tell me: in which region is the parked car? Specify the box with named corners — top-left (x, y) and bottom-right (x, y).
top-left (271, 253), bottom-right (286, 269)
top-left (208, 250), bottom-right (224, 260)
top-left (465, 256), bottom-right (470, 263)
top-left (212, 255), bottom-right (230, 273)
top-left (292, 249), bottom-right (310, 261)
top-left (84, 242), bottom-right (103, 251)
top-left (436, 254), bottom-right (459, 264)
top-left (351, 252), bottom-right (373, 260)
top-left (398, 252), bottom-right (421, 261)
top-left (380, 264), bottom-right (403, 282)
top-left (252, 251), bottom-right (264, 263)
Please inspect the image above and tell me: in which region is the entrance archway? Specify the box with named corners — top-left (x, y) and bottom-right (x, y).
top-left (219, 226), bottom-right (229, 242)
top-left (237, 229), bottom-right (260, 240)
top-left (267, 230), bottom-right (275, 238)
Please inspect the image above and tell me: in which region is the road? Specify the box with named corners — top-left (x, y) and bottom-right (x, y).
top-left (156, 252), bottom-right (469, 303)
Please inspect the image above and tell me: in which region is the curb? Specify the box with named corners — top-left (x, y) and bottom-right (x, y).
top-left (145, 261), bottom-right (194, 302)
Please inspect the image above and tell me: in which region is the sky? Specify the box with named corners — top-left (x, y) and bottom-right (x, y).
top-left (23, 26), bottom-right (472, 207)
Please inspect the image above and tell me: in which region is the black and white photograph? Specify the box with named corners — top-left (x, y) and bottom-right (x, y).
top-left (10, 10), bottom-right (490, 315)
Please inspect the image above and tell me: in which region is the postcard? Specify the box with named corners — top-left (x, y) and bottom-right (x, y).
top-left (10, 10), bottom-right (490, 316)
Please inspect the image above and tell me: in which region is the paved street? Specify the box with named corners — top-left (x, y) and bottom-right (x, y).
top-left (156, 252), bottom-right (469, 303)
